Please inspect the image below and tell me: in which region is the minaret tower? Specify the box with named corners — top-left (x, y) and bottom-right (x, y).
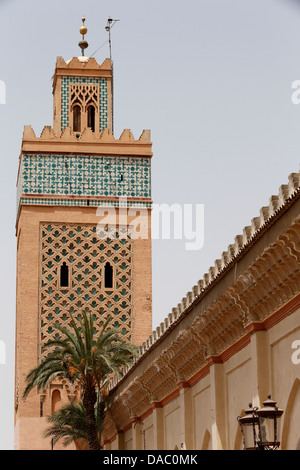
top-left (15, 19), bottom-right (153, 450)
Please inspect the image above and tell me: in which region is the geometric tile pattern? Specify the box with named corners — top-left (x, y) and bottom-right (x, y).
top-left (61, 76), bottom-right (108, 132)
top-left (18, 153), bottom-right (151, 200)
top-left (39, 223), bottom-right (133, 358)
top-left (20, 197), bottom-right (152, 209)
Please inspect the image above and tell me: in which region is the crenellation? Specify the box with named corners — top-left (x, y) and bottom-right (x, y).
top-left (203, 272), bottom-right (210, 286)
top-left (229, 242), bottom-right (238, 257)
top-left (176, 303), bottom-right (182, 315)
top-left (139, 129), bottom-right (151, 141)
top-left (60, 126), bottom-right (75, 140)
top-left (278, 184), bottom-right (289, 204)
top-left (181, 297), bottom-right (188, 310)
top-left (242, 225), bottom-right (253, 243)
top-left (288, 172), bottom-right (300, 192)
top-left (40, 126), bottom-right (56, 140)
top-left (208, 266), bottom-right (216, 281)
top-left (269, 195), bottom-right (280, 213)
top-left (119, 129), bottom-right (135, 141)
top-left (99, 127), bottom-right (116, 142)
top-left (22, 125), bottom-right (36, 139)
top-left (214, 259), bottom-right (222, 273)
top-left (80, 126), bottom-right (96, 140)
top-left (172, 306), bottom-right (179, 319)
top-left (234, 234), bottom-right (244, 251)
top-left (55, 55), bottom-right (111, 71)
top-left (156, 325), bottom-right (161, 339)
top-left (221, 251), bottom-right (230, 266)
top-left (21, 124), bottom-right (152, 144)
top-left (260, 206), bottom-right (270, 223)
top-left (192, 285), bottom-right (199, 298)
top-left (168, 311), bottom-right (174, 326)
top-left (251, 216), bottom-right (262, 232)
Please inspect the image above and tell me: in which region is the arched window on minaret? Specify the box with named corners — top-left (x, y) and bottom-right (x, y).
top-left (104, 262), bottom-right (113, 289)
top-left (60, 262), bottom-right (69, 288)
top-left (87, 104), bottom-right (95, 132)
top-left (51, 389), bottom-right (61, 414)
top-left (73, 104), bottom-right (81, 132)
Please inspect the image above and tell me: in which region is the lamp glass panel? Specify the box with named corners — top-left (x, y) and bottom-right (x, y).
top-left (258, 417), bottom-right (275, 445)
top-left (242, 422), bottom-right (257, 449)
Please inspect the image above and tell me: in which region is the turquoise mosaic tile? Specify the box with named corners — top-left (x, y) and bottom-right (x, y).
top-left (17, 153), bottom-right (151, 211)
top-left (61, 76), bottom-right (108, 132)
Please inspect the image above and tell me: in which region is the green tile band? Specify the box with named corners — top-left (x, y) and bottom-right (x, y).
top-left (19, 153), bottom-right (151, 200)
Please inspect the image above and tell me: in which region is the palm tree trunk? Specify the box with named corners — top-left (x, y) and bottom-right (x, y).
top-left (83, 384), bottom-right (101, 450)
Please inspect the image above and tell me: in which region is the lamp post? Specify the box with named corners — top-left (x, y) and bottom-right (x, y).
top-left (238, 394), bottom-right (284, 450)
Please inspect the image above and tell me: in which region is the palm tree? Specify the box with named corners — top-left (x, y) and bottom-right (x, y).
top-left (23, 311), bottom-right (137, 450)
top-left (44, 398), bottom-right (105, 449)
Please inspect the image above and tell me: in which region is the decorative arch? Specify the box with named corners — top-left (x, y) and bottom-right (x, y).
top-left (201, 429), bottom-right (212, 450)
top-left (87, 104), bottom-right (96, 132)
top-left (72, 104), bottom-right (81, 132)
top-left (281, 378), bottom-right (300, 450)
top-left (69, 83), bottom-right (99, 133)
top-left (51, 389), bottom-right (61, 414)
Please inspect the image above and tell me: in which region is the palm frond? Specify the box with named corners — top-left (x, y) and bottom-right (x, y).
top-left (44, 399), bottom-right (105, 448)
top-left (24, 309), bottom-right (137, 450)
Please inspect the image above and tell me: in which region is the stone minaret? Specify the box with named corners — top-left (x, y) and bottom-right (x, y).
top-left (15, 18), bottom-right (153, 450)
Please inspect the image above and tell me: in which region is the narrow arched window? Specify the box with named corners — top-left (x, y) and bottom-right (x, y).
top-left (73, 104), bottom-right (81, 132)
top-left (52, 389), bottom-right (61, 414)
top-left (104, 262), bottom-right (113, 289)
top-left (87, 105), bottom-right (95, 132)
top-left (60, 262), bottom-right (69, 288)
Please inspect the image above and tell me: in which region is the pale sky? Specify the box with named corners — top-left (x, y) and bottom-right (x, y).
top-left (0, 0), bottom-right (300, 449)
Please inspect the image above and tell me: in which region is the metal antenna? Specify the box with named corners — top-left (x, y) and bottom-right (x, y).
top-left (105, 17), bottom-right (120, 135)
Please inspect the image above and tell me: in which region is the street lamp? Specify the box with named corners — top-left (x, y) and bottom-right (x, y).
top-left (238, 394), bottom-right (284, 450)
top-left (237, 403), bottom-right (260, 450)
top-left (255, 394), bottom-right (284, 450)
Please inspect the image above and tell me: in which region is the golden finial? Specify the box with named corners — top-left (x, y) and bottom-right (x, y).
top-left (78, 16), bottom-right (88, 56)
top-left (80, 16), bottom-right (87, 39)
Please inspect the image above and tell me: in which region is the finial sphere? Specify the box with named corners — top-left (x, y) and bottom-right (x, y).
top-left (80, 25), bottom-right (87, 36)
top-left (80, 16), bottom-right (87, 38)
